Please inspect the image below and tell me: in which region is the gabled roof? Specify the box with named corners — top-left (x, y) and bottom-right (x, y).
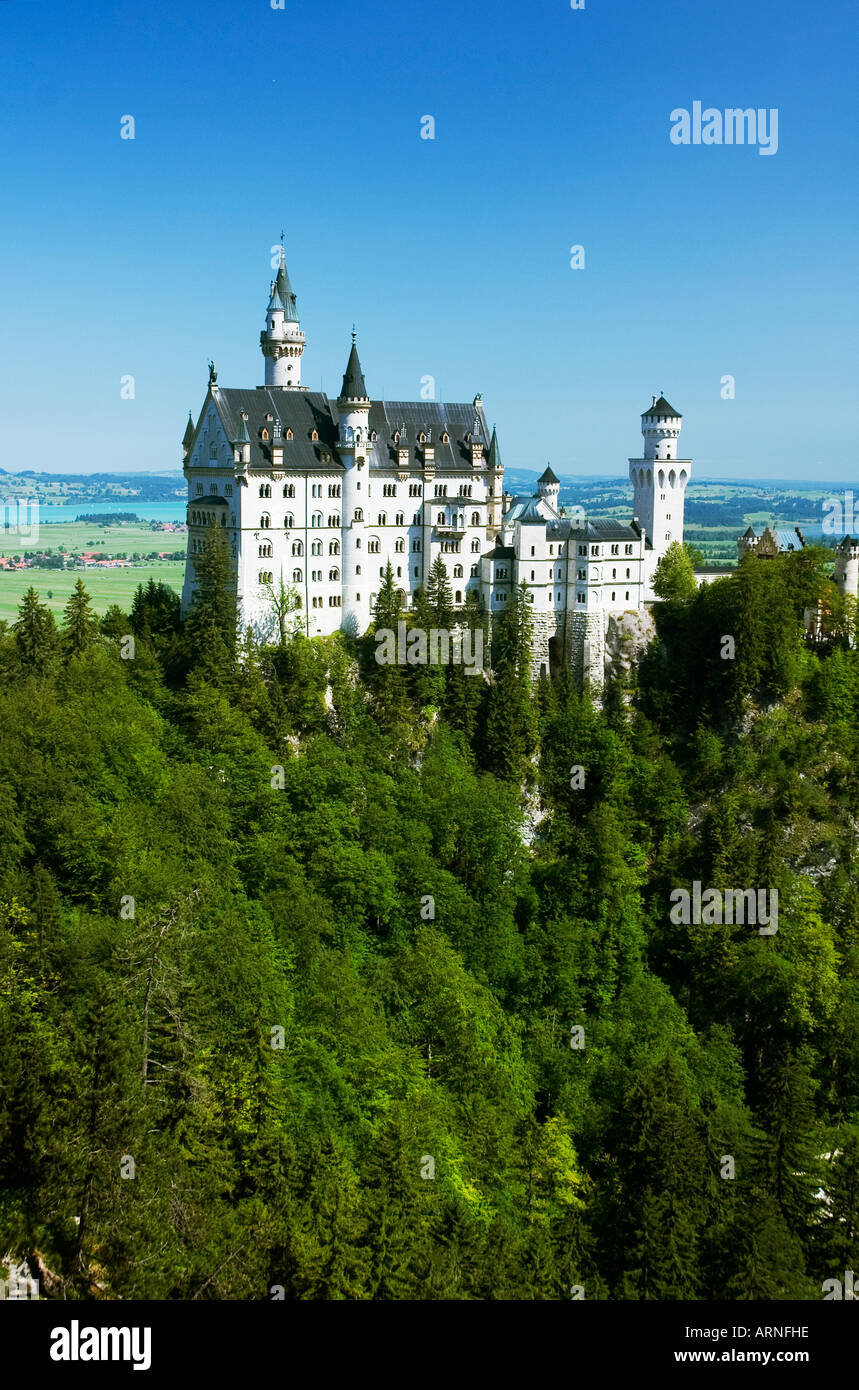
top-left (211, 388), bottom-right (341, 471)
top-left (642, 396), bottom-right (681, 418)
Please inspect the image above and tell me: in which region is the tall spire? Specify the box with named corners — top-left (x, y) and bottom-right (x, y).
top-left (339, 332), bottom-right (368, 401)
top-left (488, 423), bottom-right (501, 469)
top-left (275, 246), bottom-right (299, 323)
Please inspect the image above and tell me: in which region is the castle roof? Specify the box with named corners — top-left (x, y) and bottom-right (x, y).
top-left (539, 465), bottom-right (560, 485)
top-left (275, 259), bottom-right (299, 322)
top-left (205, 388), bottom-right (492, 475)
top-left (642, 396), bottom-right (681, 418)
top-left (339, 338), bottom-right (368, 401)
top-left (488, 425), bottom-right (501, 470)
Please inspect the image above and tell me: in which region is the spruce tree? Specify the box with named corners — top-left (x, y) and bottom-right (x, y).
top-left (62, 579), bottom-right (98, 656)
top-left (183, 522), bottom-right (238, 682)
top-left (13, 587), bottom-right (58, 673)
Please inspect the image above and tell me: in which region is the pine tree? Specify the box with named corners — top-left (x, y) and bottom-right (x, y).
top-left (13, 587), bottom-right (58, 673)
top-left (424, 555), bottom-right (454, 629)
top-left (62, 579), bottom-right (98, 657)
top-left (183, 522), bottom-right (238, 681)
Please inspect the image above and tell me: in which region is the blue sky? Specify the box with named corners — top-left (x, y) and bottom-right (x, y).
top-left (1, 0), bottom-right (856, 479)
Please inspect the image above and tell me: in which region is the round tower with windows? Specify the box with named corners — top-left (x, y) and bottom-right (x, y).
top-left (337, 334), bottom-right (371, 635)
top-left (628, 395), bottom-right (691, 598)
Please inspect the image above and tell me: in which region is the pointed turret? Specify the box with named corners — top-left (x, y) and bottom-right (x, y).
top-left (182, 411), bottom-right (195, 461)
top-left (261, 244), bottom-right (305, 388)
top-left (339, 333), bottom-right (369, 402)
top-left (488, 424), bottom-right (502, 470)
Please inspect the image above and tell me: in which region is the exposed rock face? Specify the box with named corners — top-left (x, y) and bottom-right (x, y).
top-left (604, 608), bottom-right (657, 683)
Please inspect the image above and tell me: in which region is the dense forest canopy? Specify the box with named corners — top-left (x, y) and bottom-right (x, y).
top-left (1, 530), bottom-right (857, 1300)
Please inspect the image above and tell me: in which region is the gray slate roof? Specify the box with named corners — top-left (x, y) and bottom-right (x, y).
top-left (196, 388), bottom-right (491, 475)
top-left (642, 396), bottom-right (681, 418)
top-left (339, 341), bottom-right (368, 400)
top-left (539, 465), bottom-right (560, 485)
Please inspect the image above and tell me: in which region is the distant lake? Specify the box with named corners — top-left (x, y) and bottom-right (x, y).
top-left (34, 502), bottom-right (186, 525)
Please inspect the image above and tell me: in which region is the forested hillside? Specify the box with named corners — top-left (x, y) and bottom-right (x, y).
top-left (1, 533), bottom-right (857, 1300)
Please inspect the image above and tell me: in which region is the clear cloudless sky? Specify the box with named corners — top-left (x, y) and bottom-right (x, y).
top-left (0, 0), bottom-right (856, 479)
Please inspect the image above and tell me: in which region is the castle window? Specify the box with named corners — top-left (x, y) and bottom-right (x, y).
top-left (577, 592), bottom-right (586, 604)
top-left (437, 512), bottom-right (445, 525)
top-left (472, 540), bottom-right (480, 552)
top-left (312, 540), bottom-right (322, 556)
top-left (284, 513), bottom-right (294, 528)
top-left (557, 593), bottom-right (561, 602)
top-left (368, 538), bottom-right (381, 553)
top-left (329, 484), bottom-right (341, 497)
top-left (591, 545), bottom-right (599, 556)
top-left (261, 429), bottom-right (269, 442)
top-left (549, 545), bottom-right (554, 555)
top-left (292, 541), bottom-right (303, 556)
top-left (471, 511), bottom-right (480, 526)
top-left (311, 511), bottom-right (323, 527)
top-left (285, 429), bottom-right (293, 441)
top-left (371, 431), bottom-right (378, 441)
top-left (210, 444), bottom-right (217, 459)
top-left (396, 512), bottom-right (404, 526)
top-left (455, 590), bottom-right (462, 604)
top-left (626, 568), bottom-right (630, 578)
top-left (471, 564), bottom-right (478, 577)
top-left (196, 483), bottom-right (203, 495)
top-left (414, 568), bottom-right (419, 577)
top-left (625, 591), bottom-right (630, 601)
top-left (409, 484), bottom-right (422, 497)
top-left (259, 543), bottom-right (272, 558)
top-left (378, 513), bottom-right (387, 526)
top-left (383, 484), bottom-right (396, 497)
top-left (293, 569), bottom-right (302, 582)
top-left (578, 545), bottom-right (586, 556)
top-left (453, 565), bottom-right (463, 578)
top-left (260, 484), bottom-right (271, 497)
top-left (395, 538), bottom-right (405, 553)
top-left (611, 544), bottom-right (619, 555)
top-left (441, 431), bottom-right (450, 444)
top-left (497, 567), bottom-right (507, 579)
top-left (328, 514), bottom-right (340, 528)
top-left (311, 429), bottom-right (319, 441)
top-left (413, 539), bottom-right (421, 552)
top-left (356, 565), bottom-right (361, 575)
top-left (612, 568), bottom-right (617, 579)
top-left (225, 484), bottom-right (232, 497)
top-left (330, 540), bottom-right (340, 555)
top-left (354, 508), bottom-right (363, 521)
top-left (611, 591), bottom-right (616, 601)
top-left (329, 596), bottom-right (342, 607)
top-left (434, 485), bottom-right (447, 497)
top-left (210, 484), bottom-right (218, 495)
top-left (531, 546), bottom-right (535, 556)
top-left (531, 570), bottom-right (535, 580)
top-left (625, 544), bottom-right (633, 554)
top-left (258, 571), bottom-right (273, 584)
top-left (329, 567), bottom-right (340, 581)
top-left (260, 513), bottom-right (270, 528)
top-left (284, 484), bottom-right (295, 498)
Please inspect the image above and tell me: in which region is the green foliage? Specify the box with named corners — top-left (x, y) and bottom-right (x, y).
top-left (0, 546), bottom-right (856, 1302)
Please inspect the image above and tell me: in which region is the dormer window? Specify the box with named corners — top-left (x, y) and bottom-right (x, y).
top-left (285, 428), bottom-right (293, 441)
top-left (261, 428), bottom-right (269, 441)
top-left (311, 429), bottom-right (319, 441)
top-left (441, 431), bottom-right (450, 444)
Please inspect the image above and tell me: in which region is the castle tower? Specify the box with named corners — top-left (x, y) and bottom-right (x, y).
top-left (260, 248), bottom-right (306, 388)
top-left (629, 395), bottom-right (691, 598)
top-left (537, 464), bottom-right (560, 511)
top-left (834, 535), bottom-right (859, 598)
top-left (487, 425), bottom-right (504, 532)
top-left (337, 333), bottom-right (371, 634)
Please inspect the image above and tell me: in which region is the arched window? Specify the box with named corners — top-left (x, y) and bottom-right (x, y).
top-left (354, 508), bottom-right (363, 521)
top-left (356, 565), bottom-right (361, 575)
top-left (293, 569), bottom-right (302, 583)
top-left (395, 538), bottom-right (405, 553)
top-left (378, 513), bottom-right (386, 526)
top-left (471, 511), bottom-right (480, 526)
top-left (259, 483), bottom-right (271, 497)
top-left (436, 511), bottom-right (445, 525)
top-left (259, 543), bottom-right (272, 558)
top-left (284, 513), bottom-right (294, 528)
top-left (395, 512), bottom-right (404, 526)
top-left (311, 540), bottom-right (322, 556)
top-left (311, 511), bottom-right (323, 528)
top-left (283, 483), bottom-right (295, 497)
top-left (330, 540), bottom-right (340, 554)
top-left (311, 429), bottom-right (319, 441)
top-left (368, 537), bottom-right (381, 554)
top-left (260, 513), bottom-right (270, 528)
top-left (453, 564), bottom-right (463, 578)
top-left (292, 540), bottom-right (303, 556)
top-left (258, 570), bottom-right (273, 584)
top-left (285, 429), bottom-right (293, 441)
top-left (471, 539), bottom-right (480, 552)
top-left (329, 567), bottom-right (340, 582)
top-left (261, 429), bottom-right (269, 442)
top-left (328, 514), bottom-right (340, 528)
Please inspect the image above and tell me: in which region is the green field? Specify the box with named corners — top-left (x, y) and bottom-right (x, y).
top-left (0, 561), bottom-right (184, 623)
top-left (0, 519), bottom-right (187, 559)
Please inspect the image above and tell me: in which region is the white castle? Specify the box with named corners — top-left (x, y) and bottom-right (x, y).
top-left (181, 255), bottom-right (691, 685)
